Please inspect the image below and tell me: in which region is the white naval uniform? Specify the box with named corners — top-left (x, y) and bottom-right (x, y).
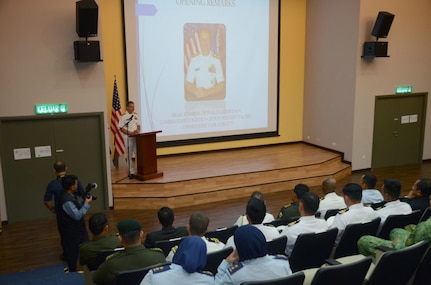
top-left (224, 224), bottom-right (280, 249)
top-left (317, 192), bottom-right (347, 218)
top-left (234, 213), bottom-right (275, 227)
top-left (329, 203), bottom-right (378, 245)
top-left (166, 236), bottom-right (225, 262)
top-left (186, 52), bottom-right (224, 89)
top-left (375, 200), bottom-right (412, 231)
top-left (140, 263), bottom-right (214, 285)
top-left (361, 189), bottom-right (384, 204)
top-left (214, 255), bottom-right (292, 285)
top-left (281, 216), bottom-right (329, 256)
top-left (119, 111), bottom-right (140, 175)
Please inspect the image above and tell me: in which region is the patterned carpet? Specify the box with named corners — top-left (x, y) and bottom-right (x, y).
top-left (0, 264), bottom-right (84, 285)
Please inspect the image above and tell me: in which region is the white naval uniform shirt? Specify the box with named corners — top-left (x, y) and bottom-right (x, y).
top-left (281, 216), bottom-right (329, 256)
top-left (330, 203), bottom-right (378, 245)
top-left (224, 224), bottom-right (280, 250)
top-left (166, 236), bottom-right (225, 262)
top-left (186, 53), bottom-right (224, 88)
top-left (234, 213), bottom-right (275, 227)
top-left (318, 192), bottom-right (347, 218)
top-left (375, 200), bottom-right (412, 230)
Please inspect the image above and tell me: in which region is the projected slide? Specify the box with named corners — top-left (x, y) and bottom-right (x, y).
top-left (124, 0), bottom-right (279, 144)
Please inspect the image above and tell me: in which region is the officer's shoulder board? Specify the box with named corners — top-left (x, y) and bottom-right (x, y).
top-left (338, 208), bottom-right (349, 214)
top-left (105, 252), bottom-right (121, 261)
top-left (207, 237), bottom-right (221, 244)
top-left (212, 53), bottom-right (221, 59)
top-left (273, 254), bottom-right (289, 261)
top-left (150, 247), bottom-right (164, 254)
top-left (288, 219), bottom-right (299, 227)
top-left (171, 245), bottom-right (179, 254)
top-left (152, 264), bottom-right (171, 274)
top-left (191, 52), bottom-right (200, 58)
top-left (320, 196), bottom-right (325, 201)
top-left (228, 262), bottom-right (244, 275)
top-left (201, 270), bottom-right (214, 276)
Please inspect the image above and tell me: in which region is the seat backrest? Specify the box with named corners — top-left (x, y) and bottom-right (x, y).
top-left (333, 217), bottom-right (381, 259)
top-left (310, 256), bottom-right (372, 285)
top-left (412, 244), bottom-right (431, 285)
top-left (204, 246), bottom-right (233, 275)
top-left (419, 207), bottom-right (431, 223)
top-left (289, 228), bottom-right (338, 272)
top-left (240, 271), bottom-right (305, 285)
top-left (92, 247), bottom-right (125, 271)
top-left (266, 235), bottom-right (288, 256)
top-left (377, 210), bottom-right (422, 239)
top-left (154, 236), bottom-right (186, 256)
top-left (366, 241), bottom-right (429, 285)
top-left (114, 261), bottom-right (171, 285)
top-left (204, 225), bottom-right (238, 244)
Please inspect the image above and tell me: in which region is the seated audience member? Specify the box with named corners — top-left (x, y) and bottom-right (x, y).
top-left (329, 183), bottom-right (378, 245)
top-left (144, 207), bottom-right (188, 248)
top-left (225, 197), bottom-right (280, 249)
top-left (281, 192), bottom-right (328, 256)
top-left (317, 178), bottom-right (347, 218)
top-left (375, 179), bottom-right (412, 230)
top-left (93, 219), bottom-right (166, 285)
top-left (360, 173), bottom-right (384, 204)
top-left (400, 178), bottom-right (431, 212)
top-left (166, 211), bottom-right (225, 261)
top-left (278, 184), bottom-right (310, 223)
top-left (141, 236), bottom-right (214, 285)
top-left (358, 193), bottom-right (431, 257)
top-left (215, 225), bottom-right (292, 285)
top-left (234, 191), bottom-right (275, 226)
top-left (79, 213), bottom-right (122, 270)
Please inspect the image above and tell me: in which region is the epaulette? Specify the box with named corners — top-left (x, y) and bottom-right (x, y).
top-left (152, 264), bottom-right (171, 274)
top-left (338, 208), bottom-right (349, 214)
top-left (375, 205), bottom-right (384, 211)
top-left (212, 53), bottom-right (221, 59)
top-left (105, 252), bottom-right (119, 261)
top-left (273, 254), bottom-right (288, 260)
top-left (191, 52), bottom-right (200, 58)
top-left (150, 247), bottom-right (164, 254)
top-left (171, 245), bottom-right (179, 254)
top-left (228, 262), bottom-right (244, 275)
top-left (200, 270), bottom-right (214, 276)
top-left (320, 196), bottom-right (325, 201)
top-left (288, 219), bottom-right (299, 227)
top-left (207, 237), bottom-right (221, 244)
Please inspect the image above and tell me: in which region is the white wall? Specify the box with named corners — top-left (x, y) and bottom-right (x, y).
top-left (304, 0), bottom-right (431, 170)
top-left (0, 0), bottom-right (112, 221)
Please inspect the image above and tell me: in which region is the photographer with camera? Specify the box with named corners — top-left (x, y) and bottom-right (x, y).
top-left (58, 174), bottom-right (93, 272)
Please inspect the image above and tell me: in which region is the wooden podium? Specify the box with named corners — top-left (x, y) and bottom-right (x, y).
top-left (132, 130), bottom-right (163, 181)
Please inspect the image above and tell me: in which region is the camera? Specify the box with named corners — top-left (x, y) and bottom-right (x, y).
top-left (84, 182), bottom-right (98, 200)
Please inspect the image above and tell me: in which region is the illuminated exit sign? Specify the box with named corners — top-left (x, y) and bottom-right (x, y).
top-left (35, 104), bottom-right (68, 115)
top-left (396, 86), bottom-right (412, 94)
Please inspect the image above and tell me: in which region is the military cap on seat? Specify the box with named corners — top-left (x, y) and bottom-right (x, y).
top-left (117, 219), bottom-right (141, 234)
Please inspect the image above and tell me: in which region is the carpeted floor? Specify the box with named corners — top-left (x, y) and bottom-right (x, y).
top-left (0, 264), bottom-right (84, 285)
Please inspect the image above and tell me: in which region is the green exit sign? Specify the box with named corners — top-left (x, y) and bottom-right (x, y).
top-left (396, 86), bottom-right (412, 94)
top-left (35, 104), bottom-right (68, 115)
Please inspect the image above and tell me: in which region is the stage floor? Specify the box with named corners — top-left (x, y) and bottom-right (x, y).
top-left (110, 142), bottom-right (351, 209)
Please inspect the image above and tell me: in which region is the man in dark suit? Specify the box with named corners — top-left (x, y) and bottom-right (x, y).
top-left (144, 207), bottom-right (188, 248)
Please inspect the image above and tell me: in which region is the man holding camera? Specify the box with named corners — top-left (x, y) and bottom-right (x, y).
top-left (58, 174), bottom-right (92, 272)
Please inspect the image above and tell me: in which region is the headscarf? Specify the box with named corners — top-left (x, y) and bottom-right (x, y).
top-left (172, 236), bottom-right (207, 273)
top-left (234, 225), bottom-right (267, 262)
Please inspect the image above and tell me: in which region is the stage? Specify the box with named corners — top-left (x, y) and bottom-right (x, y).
top-left (111, 143), bottom-right (351, 210)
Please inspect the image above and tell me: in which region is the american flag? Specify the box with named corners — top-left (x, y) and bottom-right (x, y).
top-left (184, 23), bottom-right (201, 74)
top-left (110, 79), bottom-right (125, 156)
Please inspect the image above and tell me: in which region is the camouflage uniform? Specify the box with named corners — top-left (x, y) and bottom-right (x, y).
top-left (358, 217), bottom-right (431, 257)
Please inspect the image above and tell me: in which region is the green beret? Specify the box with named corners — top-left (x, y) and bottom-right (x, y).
top-left (117, 219), bottom-right (141, 234)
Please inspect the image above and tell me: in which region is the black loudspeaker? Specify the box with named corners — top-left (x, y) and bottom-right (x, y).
top-left (76, 0), bottom-right (98, 38)
top-left (74, 41), bottom-right (101, 62)
top-left (371, 11), bottom-right (394, 39)
top-left (363, 42), bottom-right (388, 57)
